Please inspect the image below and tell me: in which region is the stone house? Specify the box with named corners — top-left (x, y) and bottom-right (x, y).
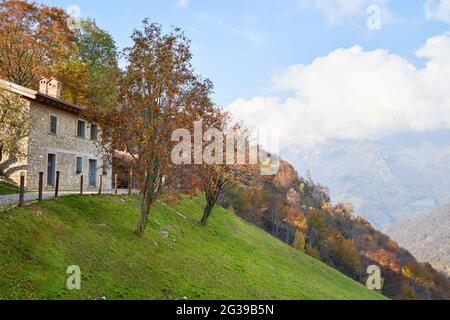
top-left (0, 78), bottom-right (112, 191)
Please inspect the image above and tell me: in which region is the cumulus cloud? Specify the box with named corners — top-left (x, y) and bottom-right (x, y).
top-left (425, 0), bottom-right (450, 23)
top-left (299, 0), bottom-right (392, 25)
top-left (226, 33), bottom-right (450, 149)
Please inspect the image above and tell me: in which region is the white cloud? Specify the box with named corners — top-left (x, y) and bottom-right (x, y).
top-left (299, 0), bottom-right (393, 25)
top-left (425, 0), bottom-right (450, 23)
top-left (226, 33), bottom-right (450, 149)
top-left (177, 0), bottom-right (190, 9)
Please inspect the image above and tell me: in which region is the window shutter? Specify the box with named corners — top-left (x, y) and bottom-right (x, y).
top-left (50, 116), bottom-right (57, 134)
top-left (76, 157), bottom-right (83, 174)
top-left (91, 124), bottom-right (98, 140)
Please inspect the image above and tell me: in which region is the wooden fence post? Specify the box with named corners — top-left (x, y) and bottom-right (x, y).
top-left (115, 173), bottom-right (118, 195)
top-left (128, 169), bottom-right (133, 196)
top-left (55, 171), bottom-right (60, 199)
top-left (98, 174), bottom-right (103, 195)
top-left (38, 172), bottom-right (43, 201)
top-left (80, 174), bottom-right (84, 195)
top-left (18, 173), bottom-right (25, 207)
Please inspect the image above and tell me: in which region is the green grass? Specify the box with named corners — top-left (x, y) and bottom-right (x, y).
top-left (0, 182), bottom-right (19, 195)
top-left (0, 195), bottom-right (386, 300)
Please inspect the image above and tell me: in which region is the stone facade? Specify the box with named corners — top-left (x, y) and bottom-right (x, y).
top-left (1, 79), bottom-right (112, 191)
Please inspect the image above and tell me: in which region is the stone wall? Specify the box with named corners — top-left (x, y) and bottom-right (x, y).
top-left (24, 100), bottom-right (112, 191)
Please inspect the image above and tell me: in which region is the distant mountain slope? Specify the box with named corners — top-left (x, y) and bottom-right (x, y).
top-left (282, 130), bottom-right (450, 228)
top-left (386, 205), bottom-right (450, 276)
top-left (0, 195), bottom-right (384, 300)
top-left (223, 161), bottom-right (450, 300)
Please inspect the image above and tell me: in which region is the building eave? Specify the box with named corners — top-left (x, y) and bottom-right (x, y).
top-left (0, 79), bottom-right (36, 99)
top-left (35, 93), bottom-right (83, 115)
top-left (0, 78), bottom-right (84, 115)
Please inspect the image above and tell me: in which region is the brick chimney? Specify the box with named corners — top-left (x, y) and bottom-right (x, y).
top-left (39, 77), bottom-right (62, 99)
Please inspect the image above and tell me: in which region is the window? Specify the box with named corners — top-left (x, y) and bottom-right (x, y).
top-left (102, 160), bottom-right (109, 176)
top-left (76, 157), bottom-right (83, 174)
top-left (47, 154), bottom-right (56, 187)
top-left (77, 120), bottom-right (85, 138)
top-left (49, 115), bottom-right (57, 134)
top-left (89, 159), bottom-right (97, 186)
top-left (90, 124), bottom-right (98, 140)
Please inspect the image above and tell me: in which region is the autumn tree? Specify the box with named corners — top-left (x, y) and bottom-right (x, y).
top-left (220, 182), bottom-right (268, 227)
top-left (0, 88), bottom-right (30, 176)
top-left (57, 19), bottom-right (120, 110)
top-left (305, 245), bottom-right (321, 260)
top-left (306, 208), bottom-right (328, 248)
top-left (299, 177), bottom-right (330, 209)
top-left (102, 20), bottom-right (214, 236)
top-left (326, 235), bottom-right (361, 279)
top-left (402, 260), bottom-right (432, 286)
top-left (0, 0), bottom-right (75, 87)
top-left (0, 2), bottom-right (118, 111)
top-left (284, 207), bottom-right (308, 251)
top-left (293, 230), bottom-right (306, 252)
top-left (332, 203), bottom-right (355, 238)
top-left (198, 165), bottom-right (233, 225)
top-left (189, 117), bottom-right (260, 226)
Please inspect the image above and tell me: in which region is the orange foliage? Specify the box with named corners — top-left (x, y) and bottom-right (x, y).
top-left (284, 208), bottom-right (308, 232)
top-left (0, 0), bottom-right (75, 87)
top-left (363, 248), bottom-right (401, 273)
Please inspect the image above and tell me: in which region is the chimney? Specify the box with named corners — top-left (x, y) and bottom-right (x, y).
top-left (47, 78), bottom-right (62, 99)
top-left (39, 77), bottom-right (62, 99)
top-left (39, 77), bottom-right (48, 95)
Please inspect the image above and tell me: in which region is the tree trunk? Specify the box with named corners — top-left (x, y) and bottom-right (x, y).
top-left (136, 171), bottom-right (154, 237)
top-left (137, 195), bottom-right (151, 237)
top-left (201, 198), bottom-right (215, 226)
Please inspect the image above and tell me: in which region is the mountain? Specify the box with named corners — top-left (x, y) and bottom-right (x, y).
top-left (386, 204), bottom-right (450, 276)
top-left (281, 130), bottom-right (450, 228)
top-left (223, 161), bottom-right (450, 300)
top-left (0, 195), bottom-right (384, 300)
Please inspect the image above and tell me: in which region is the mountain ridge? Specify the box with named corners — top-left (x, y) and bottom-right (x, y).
top-left (281, 130), bottom-right (450, 228)
top-left (386, 204), bottom-right (450, 276)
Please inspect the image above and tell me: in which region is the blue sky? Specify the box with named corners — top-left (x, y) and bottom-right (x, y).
top-left (37, 0), bottom-right (450, 107)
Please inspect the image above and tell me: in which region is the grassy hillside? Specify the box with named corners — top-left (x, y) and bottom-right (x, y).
top-left (0, 195), bottom-right (386, 300)
top-left (0, 182), bottom-right (19, 195)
